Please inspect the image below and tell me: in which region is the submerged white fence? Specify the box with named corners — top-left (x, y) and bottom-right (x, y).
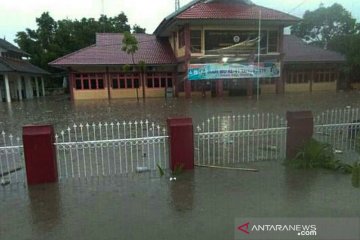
top-left (0, 131), bottom-right (25, 185)
top-left (314, 108), bottom-right (360, 163)
top-left (55, 120), bottom-right (169, 179)
top-left (195, 113), bottom-right (287, 166)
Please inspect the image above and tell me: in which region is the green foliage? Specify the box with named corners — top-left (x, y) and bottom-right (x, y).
top-left (172, 164), bottom-right (184, 176)
top-left (14, 12), bottom-right (145, 72)
top-left (285, 139), bottom-right (336, 169)
top-left (121, 32), bottom-right (138, 64)
top-left (157, 164), bottom-right (165, 177)
top-left (132, 24), bottom-right (146, 34)
top-left (291, 3), bottom-right (358, 48)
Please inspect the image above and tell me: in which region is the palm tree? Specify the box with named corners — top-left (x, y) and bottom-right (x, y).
top-left (121, 32), bottom-right (140, 100)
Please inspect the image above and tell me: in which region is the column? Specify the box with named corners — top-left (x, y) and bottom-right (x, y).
top-left (41, 77), bottom-right (45, 97)
top-left (23, 125), bottom-right (58, 185)
top-left (246, 79), bottom-right (253, 98)
top-left (0, 77), bottom-right (3, 101)
top-left (167, 118), bottom-right (194, 170)
top-left (26, 76), bottom-right (34, 99)
top-left (35, 77), bottom-right (40, 97)
top-left (286, 111), bottom-right (314, 160)
top-left (216, 80), bottom-right (224, 97)
top-left (17, 76), bottom-right (23, 101)
top-left (4, 74), bottom-right (11, 103)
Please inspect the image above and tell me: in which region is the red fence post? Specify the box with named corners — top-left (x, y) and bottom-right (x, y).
top-left (286, 111), bottom-right (314, 160)
top-left (23, 125), bottom-right (58, 185)
top-left (167, 118), bottom-right (194, 171)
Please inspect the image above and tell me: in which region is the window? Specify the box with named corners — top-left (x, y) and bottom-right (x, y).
top-left (146, 73), bottom-right (173, 88)
top-left (314, 70), bottom-right (336, 83)
top-left (178, 28), bottom-right (185, 48)
top-left (74, 73), bottom-right (105, 90)
top-left (268, 31), bottom-right (278, 52)
top-left (286, 71), bottom-right (310, 84)
top-left (190, 30), bottom-right (202, 53)
top-left (204, 30), bottom-right (268, 55)
top-left (111, 73), bottom-right (140, 89)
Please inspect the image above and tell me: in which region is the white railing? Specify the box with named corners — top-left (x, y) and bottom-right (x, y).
top-left (0, 131), bottom-right (25, 185)
top-left (55, 120), bottom-right (169, 179)
top-left (314, 108), bottom-right (360, 162)
top-left (195, 114), bottom-right (287, 166)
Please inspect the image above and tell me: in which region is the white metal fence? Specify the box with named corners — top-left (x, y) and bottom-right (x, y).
top-left (195, 113), bottom-right (287, 166)
top-left (314, 108), bottom-right (360, 163)
top-left (0, 131), bottom-right (25, 185)
top-left (54, 120), bottom-right (169, 179)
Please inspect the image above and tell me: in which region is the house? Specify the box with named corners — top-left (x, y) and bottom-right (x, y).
top-left (50, 0), bottom-right (346, 101)
top-left (283, 35), bottom-right (345, 92)
top-left (0, 39), bottom-right (49, 103)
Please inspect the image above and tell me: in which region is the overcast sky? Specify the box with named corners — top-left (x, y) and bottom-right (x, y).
top-left (1, 0), bottom-right (359, 45)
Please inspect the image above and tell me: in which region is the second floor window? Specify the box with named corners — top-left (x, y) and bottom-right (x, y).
top-left (190, 30), bottom-right (202, 53)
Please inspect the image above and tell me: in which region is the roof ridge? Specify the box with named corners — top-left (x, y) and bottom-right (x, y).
top-left (253, 4), bottom-right (301, 21)
top-left (287, 35), bottom-right (344, 56)
top-left (49, 44), bottom-right (96, 65)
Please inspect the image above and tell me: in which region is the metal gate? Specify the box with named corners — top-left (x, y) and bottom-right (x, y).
top-left (0, 131), bottom-right (25, 186)
top-left (55, 120), bottom-right (169, 180)
top-left (314, 108), bottom-right (360, 163)
top-left (194, 113), bottom-right (287, 167)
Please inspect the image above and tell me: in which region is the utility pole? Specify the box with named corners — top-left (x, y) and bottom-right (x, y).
top-left (175, 0), bottom-right (180, 11)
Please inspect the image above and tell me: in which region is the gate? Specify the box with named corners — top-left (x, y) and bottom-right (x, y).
top-left (194, 113), bottom-right (287, 167)
top-left (55, 120), bottom-right (169, 180)
top-left (0, 131), bottom-right (25, 185)
top-left (314, 108), bottom-right (360, 163)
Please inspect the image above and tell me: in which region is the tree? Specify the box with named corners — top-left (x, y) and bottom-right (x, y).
top-left (328, 34), bottom-right (360, 86)
top-left (132, 24), bottom-right (146, 34)
top-left (14, 12), bottom-right (144, 72)
top-left (291, 3), bottom-right (357, 48)
top-left (121, 31), bottom-right (138, 65)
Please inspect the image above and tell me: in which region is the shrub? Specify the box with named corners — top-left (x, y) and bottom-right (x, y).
top-left (285, 138), bottom-right (335, 169)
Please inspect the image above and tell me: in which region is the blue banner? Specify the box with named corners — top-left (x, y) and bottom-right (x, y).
top-left (188, 63), bottom-right (280, 81)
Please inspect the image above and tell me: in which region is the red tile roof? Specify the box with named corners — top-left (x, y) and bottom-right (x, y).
top-left (176, 2), bottom-right (299, 21)
top-left (283, 35), bottom-right (346, 63)
top-left (50, 33), bottom-right (177, 66)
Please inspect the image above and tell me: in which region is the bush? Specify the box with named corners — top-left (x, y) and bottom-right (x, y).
top-left (285, 138), bottom-right (353, 173)
top-left (285, 139), bottom-right (335, 169)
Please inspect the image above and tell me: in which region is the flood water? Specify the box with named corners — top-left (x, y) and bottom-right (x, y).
top-left (1, 91), bottom-right (360, 136)
top-left (1, 92), bottom-right (360, 240)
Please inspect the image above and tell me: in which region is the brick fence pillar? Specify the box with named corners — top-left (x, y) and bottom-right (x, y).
top-left (286, 111), bottom-right (314, 160)
top-left (23, 125), bottom-right (58, 185)
top-left (167, 118), bottom-right (194, 171)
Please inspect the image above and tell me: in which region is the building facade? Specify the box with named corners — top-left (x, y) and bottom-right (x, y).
top-left (0, 39), bottom-right (49, 103)
top-left (50, 0), bottom-right (346, 101)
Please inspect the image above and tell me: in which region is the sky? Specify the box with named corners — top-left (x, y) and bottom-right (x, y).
top-left (1, 0), bottom-right (360, 45)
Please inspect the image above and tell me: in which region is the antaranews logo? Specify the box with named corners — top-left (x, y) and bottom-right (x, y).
top-left (237, 222), bottom-right (317, 237)
top-left (235, 218), bottom-right (360, 240)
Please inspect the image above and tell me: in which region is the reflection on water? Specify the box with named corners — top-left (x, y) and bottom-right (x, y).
top-left (1, 92), bottom-right (360, 137)
top-left (28, 184), bottom-right (61, 234)
top-left (169, 172), bottom-right (195, 212)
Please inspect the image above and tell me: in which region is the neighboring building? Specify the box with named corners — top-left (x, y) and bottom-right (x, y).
top-left (0, 39), bottom-right (49, 103)
top-left (50, 0), bottom-right (346, 101)
top-left (283, 35), bottom-right (345, 93)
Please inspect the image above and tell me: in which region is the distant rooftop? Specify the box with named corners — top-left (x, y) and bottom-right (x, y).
top-left (50, 33), bottom-right (177, 66)
top-left (0, 38), bottom-right (29, 56)
top-left (283, 35), bottom-right (346, 63)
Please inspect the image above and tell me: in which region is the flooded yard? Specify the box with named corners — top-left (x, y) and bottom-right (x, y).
top-left (1, 92), bottom-right (360, 240)
top-left (1, 91), bottom-right (360, 136)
